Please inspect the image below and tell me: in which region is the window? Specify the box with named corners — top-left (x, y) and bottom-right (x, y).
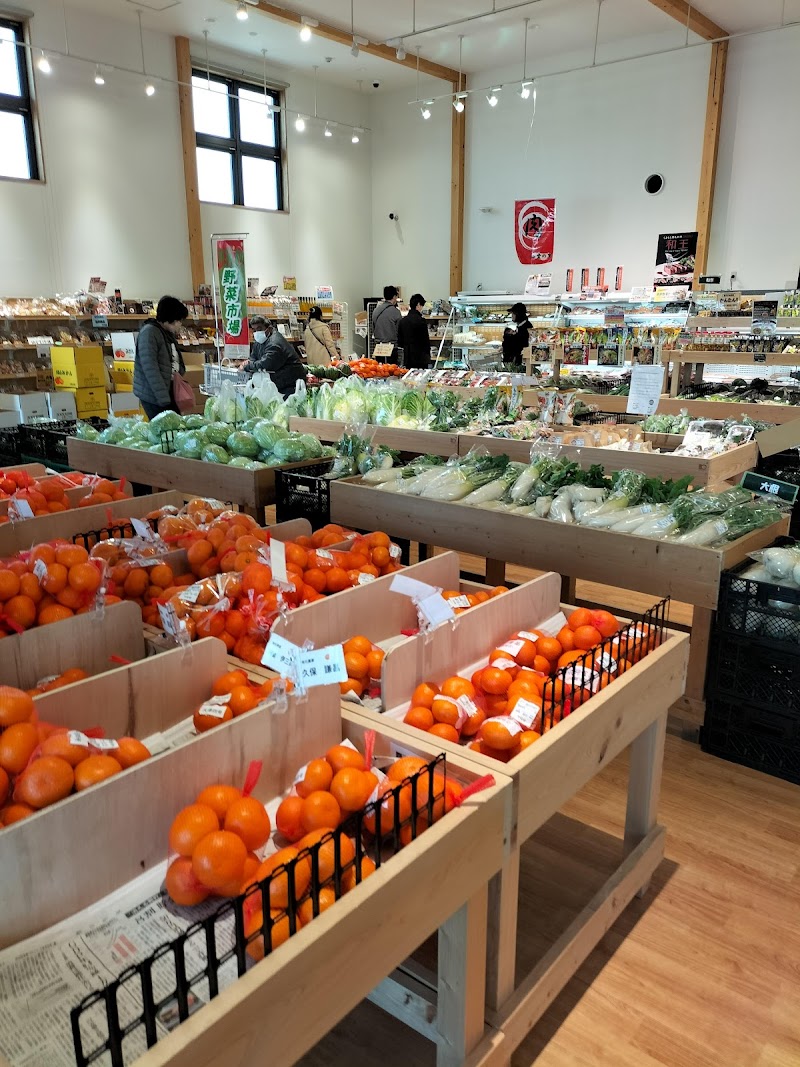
top-left (0, 19), bottom-right (39, 181)
top-left (192, 70), bottom-right (282, 211)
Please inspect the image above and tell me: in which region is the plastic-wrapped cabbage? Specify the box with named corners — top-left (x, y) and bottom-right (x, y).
top-left (204, 395), bottom-right (218, 421)
top-left (252, 422), bottom-right (289, 452)
top-left (295, 433), bottom-right (323, 458)
top-left (202, 444), bottom-right (229, 464)
top-left (184, 414), bottom-right (206, 430)
top-left (98, 425), bottom-right (129, 445)
top-left (240, 418), bottom-right (262, 432)
top-left (331, 378), bottom-right (370, 423)
top-left (75, 421), bottom-right (100, 441)
top-left (204, 422), bottom-right (232, 447)
top-left (273, 436), bottom-right (307, 463)
top-left (262, 398), bottom-right (289, 429)
top-left (228, 455), bottom-right (263, 469)
top-left (147, 410), bottom-right (183, 442)
top-left (175, 430), bottom-right (204, 459)
top-left (148, 444), bottom-right (163, 453)
top-left (227, 430), bottom-right (259, 457)
top-left (130, 422), bottom-right (153, 442)
top-left (215, 381), bottom-right (247, 424)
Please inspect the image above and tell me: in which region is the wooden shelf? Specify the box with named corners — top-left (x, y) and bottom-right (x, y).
top-left (664, 350), bottom-right (799, 366)
top-left (650, 396), bottom-right (800, 423)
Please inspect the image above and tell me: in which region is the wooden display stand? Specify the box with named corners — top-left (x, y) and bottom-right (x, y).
top-left (0, 680), bottom-right (511, 1067)
top-left (579, 392), bottom-right (800, 425)
top-left (345, 570), bottom-right (689, 1066)
top-left (0, 477), bottom-right (128, 519)
top-left (329, 477), bottom-right (788, 725)
top-left (0, 600), bottom-right (145, 689)
top-left (288, 416), bottom-right (460, 458)
top-left (458, 432), bottom-right (759, 488)
top-left (0, 489), bottom-right (185, 557)
top-left (662, 349), bottom-right (800, 397)
top-left (66, 438), bottom-right (323, 520)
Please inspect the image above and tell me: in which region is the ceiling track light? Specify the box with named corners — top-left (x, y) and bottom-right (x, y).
top-left (519, 81), bottom-right (531, 99)
top-left (396, 40), bottom-right (406, 60)
top-left (295, 115), bottom-right (306, 132)
top-left (420, 102), bottom-right (432, 119)
top-left (351, 127), bottom-right (362, 143)
top-left (299, 15), bottom-right (318, 41)
top-left (453, 91), bottom-right (467, 112)
top-left (94, 65), bottom-right (105, 85)
top-left (324, 123), bottom-right (332, 137)
top-left (236, 2), bottom-right (249, 20)
top-left (486, 87), bottom-right (501, 107)
top-left (36, 51), bottom-right (51, 74)
top-left (145, 81), bottom-right (156, 96)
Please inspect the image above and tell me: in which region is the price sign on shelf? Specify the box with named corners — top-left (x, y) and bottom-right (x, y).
top-left (626, 364), bottom-right (664, 416)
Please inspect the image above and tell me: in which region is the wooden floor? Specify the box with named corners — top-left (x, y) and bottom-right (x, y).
top-left (300, 736), bottom-right (800, 1067)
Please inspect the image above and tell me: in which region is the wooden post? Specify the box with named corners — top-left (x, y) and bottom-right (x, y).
top-left (695, 40), bottom-right (728, 276)
top-left (450, 86), bottom-right (466, 296)
top-left (175, 35), bottom-right (205, 293)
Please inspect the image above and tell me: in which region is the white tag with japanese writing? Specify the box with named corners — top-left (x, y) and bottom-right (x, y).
top-left (517, 630), bottom-right (541, 643)
top-left (567, 665), bottom-right (601, 692)
top-left (197, 696), bottom-right (230, 720)
top-left (510, 698), bottom-right (541, 730)
top-left (483, 716), bottom-right (524, 737)
top-left (315, 548), bottom-right (334, 562)
top-left (297, 644), bottom-right (348, 687)
top-left (33, 558), bottom-right (48, 581)
top-left (89, 736), bottom-right (121, 750)
top-left (390, 574), bottom-right (438, 601)
top-left (269, 538), bottom-right (289, 584)
top-left (358, 572), bottom-right (376, 585)
top-left (455, 694), bottom-right (478, 730)
top-left (261, 633), bottom-right (300, 677)
top-left (499, 639), bottom-right (525, 657)
top-left (158, 602), bottom-right (186, 637)
top-left (67, 731), bottom-right (92, 747)
top-left (417, 591), bottom-right (455, 629)
top-left (131, 517), bottom-right (156, 541)
top-left (180, 583), bottom-right (202, 604)
top-left (389, 543), bottom-right (402, 560)
top-left (447, 595), bottom-right (471, 609)
top-left (489, 656), bottom-right (516, 671)
top-left (597, 652), bottom-right (617, 673)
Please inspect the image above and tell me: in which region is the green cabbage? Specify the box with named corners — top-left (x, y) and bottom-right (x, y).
top-left (202, 444), bottom-right (229, 464)
top-left (147, 410), bottom-right (183, 442)
top-left (131, 422), bottom-right (153, 442)
top-left (273, 438), bottom-right (307, 463)
top-left (227, 430), bottom-right (259, 457)
top-left (175, 430), bottom-right (204, 459)
top-left (296, 433), bottom-right (323, 458)
top-left (252, 422), bottom-right (289, 451)
top-left (75, 422), bottom-right (99, 441)
top-left (205, 422), bottom-right (232, 447)
top-left (99, 426), bottom-right (129, 445)
top-left (184, 414), bottom-right (206, 429)
top-left (148, 444), bottom-right (164, 453)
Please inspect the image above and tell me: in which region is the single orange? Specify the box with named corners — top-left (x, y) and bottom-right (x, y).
top-left (224, 797), bottom-right (272, 851)
top-left (344, 651), bottom-right (369, 680)
top-left (480, 666), bottom-right (513, 695)
top-left (275, 795), bottom-right (305, 842)
top-left (15, 755), bottom-right (74, 808)
top-left (211, 669), bottom-right (249, 696)
top-left (567, 607), bottom-right (593, 631)
top-left (410, 682), bottom-right (439, 709)
top-left (301, 790), bottom-right (341, 832)
top-left (192, 830), bottom-right (248, 890)
top-left (0, 722), bottom-right (39, 775)
top-left (441, 676), bottom-right (475, 700)
top-left (196, 784), bottom-right (242, 820)
top-left (428, 723), bottom-right (460, 744)
top-left (343, 635), bottom-right (372, 657)
top-left (168, 803), bottom-right (220, 856)
top-left (536, 636), bottom-right (563, 663)
top-left (165, 856), bottom-right (210, 906)
top-left (403, 706), bottom-right (434, 730)
top-left (295, 758), bottom-right (333, 798)
top-left (571, 625), bottom-right (602, 651)
top-left (325, 744), bottom-right (365, 774)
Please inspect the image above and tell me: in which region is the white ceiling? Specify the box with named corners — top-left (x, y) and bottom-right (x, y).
top-left (65, 0), bottom-right (800, 91)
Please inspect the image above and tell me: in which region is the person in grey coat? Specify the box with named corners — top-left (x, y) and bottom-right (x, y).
top-left (244, 316), bottom-right (306, 398)
top-left (133, 296), bottom-right (187, 420)
top-left (372, 285), bottom-right (402, 352)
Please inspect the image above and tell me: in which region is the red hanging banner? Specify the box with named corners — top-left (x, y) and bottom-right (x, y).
top-left (216, 238), bottom-right (250, 359)
top-left (514, 199), bottom-right (556, 266)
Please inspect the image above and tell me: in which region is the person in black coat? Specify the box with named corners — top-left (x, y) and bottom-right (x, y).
top-left (502, 302), bottom-right (532, 369)
top-left (397, 294), bottom-right (431, 369)
top-left (244, 316), bottom-right (306, 398)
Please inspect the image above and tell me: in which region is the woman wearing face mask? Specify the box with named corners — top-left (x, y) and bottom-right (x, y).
top-left (245, 316), bottom-right (306, 398)
top-left (133, 295), bottom-right (188, 420)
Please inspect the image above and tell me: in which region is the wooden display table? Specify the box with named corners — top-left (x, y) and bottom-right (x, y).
top-left (580, 392), bottom-right (800, 425)
top-left (344, 570), bottom-right (689, 1065)
top-left (458, 432), bottom-right (759, 488)
top-left (0, 672), bottom-right (510, 1067)
top-left (329, 477), bottom-right (788, 726)
top-left (66, 438), bottom-right (321, 520)
top-left (288, 416), bottom-right (459, 457)
top-left (662, 349), bottom-right (800, 396)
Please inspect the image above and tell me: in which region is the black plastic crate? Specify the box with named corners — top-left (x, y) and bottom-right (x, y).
top-left (0, 426), bottom-right (21, 465)
top-left (573, 410), bottom-right (639, 427)
top-left (707, 632), bottom-right (800, 712)
top-left (716, 557), bottom-right (800, 652)
top-left (701, 695), bottom-right (800, 785)
top-left (274, 460), bottom-right (335, 527)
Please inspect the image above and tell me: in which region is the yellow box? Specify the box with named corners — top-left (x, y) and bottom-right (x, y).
top-left (115, 384), bottom-right (134, 393)
top-left (110, 360), bottom-right (135, 387)
top-left (51, 346), bottom-right (106, 389)
top-left (65, 386), bottom-right (108, 417)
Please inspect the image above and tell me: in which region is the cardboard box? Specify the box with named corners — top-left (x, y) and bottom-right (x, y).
top-left (46, 391), bottom-right (78, 421)
top-left (0, 392), bottom-right (50, 423)
top-left (51, 346), bottom-right (106, 389)
top-left (115, 384), bottom-right (134, 393)
top-left (64, 386), bottom-right (108, 417)
top-left (109, 393), bottom-right (143, 417)
top-left (110, 360), bottom-right (135, 387)
top-left (0, 410), bottom-right (20, 428)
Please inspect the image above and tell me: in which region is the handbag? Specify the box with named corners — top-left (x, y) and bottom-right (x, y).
top-left (171, 372), bottom-right (195, 414)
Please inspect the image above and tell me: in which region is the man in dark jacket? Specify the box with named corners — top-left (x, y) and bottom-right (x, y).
top-left (502, 302), bottom-right (532, 369)
top-left (244, 316), bottom-right (306, 398)
top-left (372, 285), bottom-right (402, 348)
top-left (133, 295), bottom-right (187, 420)
top-left (397, 294), bottom-right (431, 369)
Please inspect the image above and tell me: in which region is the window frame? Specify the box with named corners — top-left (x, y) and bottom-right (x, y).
top-left (191, 67), bottom-right (284, 212)
top-left (0, 16), bottom-right (40, 182)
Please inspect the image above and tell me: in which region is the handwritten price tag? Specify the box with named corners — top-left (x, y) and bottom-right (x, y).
top-left (297, 644), bottom-right (348, 687)
top-left (131, 517), bottom-right (156, 541)
top-left (270, 539), bottom-right (289, 584)
top-left (262, 633), bottom-right (300, 676)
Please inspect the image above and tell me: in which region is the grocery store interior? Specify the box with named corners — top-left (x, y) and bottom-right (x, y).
top-left (1, 1), bottom-right (799, 1066)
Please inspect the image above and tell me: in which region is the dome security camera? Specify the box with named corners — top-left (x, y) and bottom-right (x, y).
top-left (372, 81), bottom-right (380, 89)
top-left (389, 212), bottom-right (399, 221)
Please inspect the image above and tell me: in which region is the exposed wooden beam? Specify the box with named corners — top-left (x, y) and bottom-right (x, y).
top-left (450, 101), bottom-right (465, 295)
top-left (175, 35), bottom-right (205, 292)
top-left (250, 2), bottom-right (461, 84)
top-left (695, 39), bottom-right (728, 276)
top-left (646, 0), bottom-right (726, 41)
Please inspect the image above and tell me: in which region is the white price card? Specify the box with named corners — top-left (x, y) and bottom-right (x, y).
top-left (417, 591), bottom-right (455, 629)
top-left (389, 543), bottom-right (402, 560)
top-left (455, 694), bottom-right (478, 730)
top-left (297, 644), bottom-right (348, 687)
top-left (197, 695), bottom-right (231, 719)
top-left (626, 364), bottom-right (665, 416)
top-left (567, 665), bottom-right (601, 692)
top-left (509, 698), bottom-right (541, 730)
top-left (261, 632), bottom-right (300, 676)
top-left (357, 572), bottom-right (376, 585)
top-left (158, 602), bottom-right (186, 638)
top-left (9, 499), bottom-right (34, 520)
top-left (390, 574), bottom-right (438, 601)
top-left (67, 731), bottom-right (92, 747)
top-left (131, 517), bottom-right (156, 541)
top-left (33, 558), bottom-right (48, 581)
top-left (88, 737), bottom-right (120, 750)
top-left (447, 595), bottom-right (471, 609)
top-left (269, 538), bottom-right (289, 584)
top-left (315, 548), bottom-right (334, 562)
top-left (499, 639), bottom-right (525, 657)
top-left (536, 612), bottom-right (569, 638)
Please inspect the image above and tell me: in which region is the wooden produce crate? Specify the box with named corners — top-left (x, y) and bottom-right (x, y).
top-left (0, 490), bottom-right (185, 557)
top-left (270, 549), bottom-right (488, 649)
top-left (288, 416), bottom-right (460, 458)
top-left (0, 686), bottom-right (511, 1067)
top-left (0, 462), bottom-right (49, 477)
top-left (458, 431), bottom-right (758, 487)
top-left (66, 439), bottom-right (326, 520)
top-left (650, 396), bottom-right (800, 424)
top-left (345, 573), bottom-right (690, 1067)
top-left (0, 600), bottom-right (144, 689)
top-left (329, 477), bottom-right (788, 725)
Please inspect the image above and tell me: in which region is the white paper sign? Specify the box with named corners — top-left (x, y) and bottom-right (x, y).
top-left (357, 572), bottom-right (376, 585)
top-left (9, 499), bottom-right (34, 520)
top-left (509, 698), bottom-right (541, 730)
top-left (297, 644), bottom-right (348, 687)
top-left (131, 517), bottom-right (156, 541)
top-left (417, 591), bottom-right (455, 628)
top-left (261, 632), bottom-right (300, 676)
top-left (269, 538), bottom-right (289, 584)
top-left (110, 332), bottom-right (136, 360)
top-left (626, 365), bottom-right (664, 415)
top-left (447, 595), bottom-right (471, 609)
top-left (390, 574), bottom-right (438, 601)
top-left (158, 602), bottom-right (186, 638)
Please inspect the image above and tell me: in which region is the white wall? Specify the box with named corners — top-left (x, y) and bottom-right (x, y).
top-left (463, 46), bottom-right (708, 294)
top-left (369, 82), bottom-right (452, 302)
top-left (0, 5), bottom-right (373, 312)
top-left (708, 25), bottom-right (800, 290)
